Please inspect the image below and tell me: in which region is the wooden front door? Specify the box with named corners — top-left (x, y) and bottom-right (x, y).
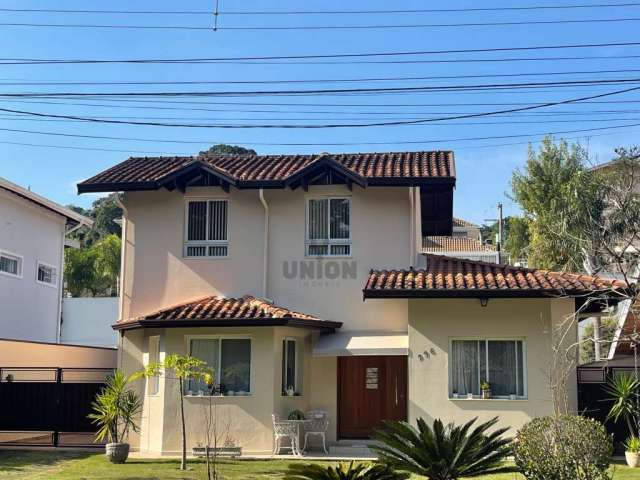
top-left (338, 356), bottom-right (407, 439)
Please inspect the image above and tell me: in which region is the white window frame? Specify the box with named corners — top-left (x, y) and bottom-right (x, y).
top-left (185, 335), bottom-right (252, 396)
top-left (147, 335), bottom-right (161, 396)
top-left (305, 196), bottom-right (352, 257)
top-left (0, 249), bottom-right (23, 279)
top-left (448, 337), bottom-right (528, 400)
top-left (35, 260), bottom-right (58, 288)
top-left (282, 337), bottom-right (300, 395)
top-left (183, 198), bottom-right (229, 259)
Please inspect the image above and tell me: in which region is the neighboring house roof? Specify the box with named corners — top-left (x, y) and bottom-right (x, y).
top-left (363, 254), bottom-right (627, 299)
top-left (0, 176), bottom-right (93, 227)
top-left (113, 294), bottom-right (342, 331)
top-left (452, 217), bottom-right (478, 228)
top-left (422, 236), bottom-right (495, 252)
top-left (77, 151), bottom-right (455, 193)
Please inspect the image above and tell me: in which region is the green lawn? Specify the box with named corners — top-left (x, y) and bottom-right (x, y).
top-left (1, 450), bottom-right (639, 479)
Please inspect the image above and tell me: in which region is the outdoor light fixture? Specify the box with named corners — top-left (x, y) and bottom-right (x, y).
top-left (480, 298), bottom-right (489, 307)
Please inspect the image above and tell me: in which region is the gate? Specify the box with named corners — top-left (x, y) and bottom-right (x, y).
top-left (0, 367), bottom-right (113, 447)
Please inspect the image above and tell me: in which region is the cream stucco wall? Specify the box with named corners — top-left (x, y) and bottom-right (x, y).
top-left (406, 297), bottom-right (578, 434)
top-left (121, 185), bottom-right (415, 332)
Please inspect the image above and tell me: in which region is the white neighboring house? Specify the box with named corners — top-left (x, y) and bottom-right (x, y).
top-left (0, 176), bottom-right (92, 343)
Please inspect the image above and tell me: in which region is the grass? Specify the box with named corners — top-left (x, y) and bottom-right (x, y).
top-left (1, 450), bottom-right (640, 479)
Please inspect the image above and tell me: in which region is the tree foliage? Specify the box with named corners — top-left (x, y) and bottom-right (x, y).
top-left (68, 193), bottom-right (122, 247)
top-left (579, 317), bottom-right (618, 364)
top-left (511, 136), bottom-right (604, 271)
top-left (65, 234), bottom-right (121, 297)
top-left (198, 144), bottom-right (257, 156)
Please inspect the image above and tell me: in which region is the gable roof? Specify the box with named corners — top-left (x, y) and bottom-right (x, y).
top-left (363, 254), bottom-right (627, 299)
top-left (0, 176), bottom-right (93, 227)
top-left (113, 294), bottom-right (341, 331)
top-left (452, 217), bottom-right (478, 228)
top-left (77, 151), bottom-right (455, 193)
top-left (422, 236), bottom-right (495, 253)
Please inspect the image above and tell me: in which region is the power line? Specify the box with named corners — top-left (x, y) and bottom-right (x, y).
top-left (0, 84), bottom-right (639, 128)
top-left (2, 2), bottom-right (640, 15)
top-left (5, 17), bottom-right (640, 31)
top-left (0, 41), bottom-right (637, 65)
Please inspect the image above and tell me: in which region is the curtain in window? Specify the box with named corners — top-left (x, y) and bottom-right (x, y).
top-left (451, 340), bottom-right (480, 395)
top-left (308, 199), bottom-right (328, 240)
top-left (282, 340), bottom-right (297, 392)
top-left (189, 339), bottom-right (218, 392)
top-left (330, 198), bottom-right (350, 239)
top-left (187, 201), bottom-right (207, 241)
top-left (488, 341), bottom-right (517, 396)
top-left (220, 339), bottom-right (251, 393)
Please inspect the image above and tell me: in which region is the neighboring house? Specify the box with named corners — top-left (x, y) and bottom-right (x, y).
top-left (421, 235), bottom-right (499, 263)
top-left (78, 151), bottom-right (623, 456)
top-left (452, 217), bottom-right (482, 241)
top-left (0, 176), bottom-right (92, 343)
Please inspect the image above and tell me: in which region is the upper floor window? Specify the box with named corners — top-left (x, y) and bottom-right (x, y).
top-left (0, 250), bottom-right (22, 278)
top-left (36, 261), bottom-right (57, 287)
top-left (306, 197), bottom-right (351, 256)
top-left (184, 199), bottom-right (228, 258)
top-left (450, 338), bottom-right (526, 399)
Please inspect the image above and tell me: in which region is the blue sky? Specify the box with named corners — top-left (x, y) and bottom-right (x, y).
top-left (1, 0), bottom-right (639, 224)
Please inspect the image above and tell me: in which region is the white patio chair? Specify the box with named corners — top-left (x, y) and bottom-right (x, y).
top-left (271, 414), bottom-right (301, 456)
top-left (302, 410), bottom-right (329, 454)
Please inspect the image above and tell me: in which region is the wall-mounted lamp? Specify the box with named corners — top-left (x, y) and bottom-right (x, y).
top-left (479, 298), bottom-right (489, 307)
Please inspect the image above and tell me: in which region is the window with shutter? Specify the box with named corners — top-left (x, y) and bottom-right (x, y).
top-left (184, 199), bottom-right (229, 258)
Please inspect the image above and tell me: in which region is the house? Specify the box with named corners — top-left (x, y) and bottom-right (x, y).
top-left (421, 236), bottom-right (499, 263)
top-left (78, 151), bottom-right (624, 456)
top-left (452, 217), bottom-right (482, 241)
top-left (0, 176), bottom-right (92, 343)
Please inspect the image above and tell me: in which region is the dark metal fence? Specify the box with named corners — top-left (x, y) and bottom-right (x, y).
top-left (577, 365), bottom-right (637, 450)
top-left (0, 367), bottom-right (113, 447)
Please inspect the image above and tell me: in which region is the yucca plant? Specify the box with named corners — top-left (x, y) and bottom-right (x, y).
top-left (372, 417), bottom-right (512, 480)
top-left (285, 462), bottom-right (409, 480)
top-left (604, 372), bottom-right (640, 437)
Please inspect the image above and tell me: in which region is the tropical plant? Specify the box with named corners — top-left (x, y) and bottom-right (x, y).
top-left (142, 354), bottom-right (213, 471)
top-left (604, 372), bottom-right (640, 437)
top-left (625, 436), bottom-right (640, 453)
top-left (88, 370), bottom-right (142, 444)
top-left (285, 462), bottom-right (409, 480)
top-left (288, 409), bottom-right (305, 420)
top-left (513, 415), bottom-right (613, 480)
top-left (372, 417), bottom-right (511, 480)
top-left (65, 233), bottom-right (121, 297)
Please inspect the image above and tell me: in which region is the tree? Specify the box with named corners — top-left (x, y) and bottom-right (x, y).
top-left (65, 234), bottom-right (121, 297)
top-left (199, 144), bottom-right (257, 156)
top-left (67, 193), bottom-right (122, 247)
top-left (143, 355), bottom-right (213, 471)
top-left (503, 216), bottom-right (530, 263)
top-left (511, 136), bottom-right (604, 271)
top-left (580, 317), bottom-right (618, 364)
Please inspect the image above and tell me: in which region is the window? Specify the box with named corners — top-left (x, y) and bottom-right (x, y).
top-left (0, 250), bottom-right (22, 278)
top-left (147, 336), bottom-right (160, 395)
top-left (36, 262), bottom-right (57, 286)
top-left (184, 199), bottom-right (228, 258)
top-left (306, 197), bottom-right (351, 256)
top-left (188, 337), bottom-right (251, 395)
top-left (282, 338), bottom-right (300, 395)
top-left (450, 339), bottom-right (526, 399)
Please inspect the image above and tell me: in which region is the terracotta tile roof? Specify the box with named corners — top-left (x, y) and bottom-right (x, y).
top-left (452, 217), bottom-right (478, 228)
top-left (422, 236), bottom-right (495, 252)
top-left (78, 151), bottom-right (455, 192)
top-left (113, 295), bottom-right (341, 331)
top-left (363, 254), bottom-right (628, 298)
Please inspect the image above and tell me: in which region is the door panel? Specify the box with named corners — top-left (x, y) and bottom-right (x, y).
top-left (338, 356), bottom-right (407, 439)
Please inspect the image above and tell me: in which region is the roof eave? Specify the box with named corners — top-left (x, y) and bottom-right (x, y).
top-left (362, 288), bottom-right (625, 300)
top-left (112, 317), bottom-right (342, 332)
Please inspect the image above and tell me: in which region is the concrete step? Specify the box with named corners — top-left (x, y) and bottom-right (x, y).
top-left (328, 441), bottom-right (377, 458)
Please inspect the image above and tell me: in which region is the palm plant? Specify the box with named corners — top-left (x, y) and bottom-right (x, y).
top-left (285, 462), bottom-right (409, 480)
top-left (372, 417), bottom-right (512, 480)
top-left (604, 372), bottom-right (640, 437)
top-left (88, 370), bottom-right (142, 444)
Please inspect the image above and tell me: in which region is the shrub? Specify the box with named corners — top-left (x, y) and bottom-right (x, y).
top-left (285, 462), bottom-right (409, 480)
top-left (513, 415), bottom-right (613, 480)
top-left (372, 417), bottom-right (512, 480)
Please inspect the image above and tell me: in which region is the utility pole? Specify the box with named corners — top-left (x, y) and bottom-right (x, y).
top-left (497, 202), bottom-right (503, 252)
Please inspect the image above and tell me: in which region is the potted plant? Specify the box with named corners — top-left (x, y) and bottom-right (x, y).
top-left (288, 409), bottom-right (305, 420)
top-left (452, 390), bottom-right (459, 399)
top-left (88, 370), bottom-right (142, 464)
top-left (626, 436), bottom-right (640, 467)
top-left (481, 381), bottom-right (492, 399)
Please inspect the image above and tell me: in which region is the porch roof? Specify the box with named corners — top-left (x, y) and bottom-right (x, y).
top-left (313, 332), bottom-right (408, 356)
top-left (363, 254), bottom-right (628, 299)
top-left (113, 294), bottom-right (341, 331)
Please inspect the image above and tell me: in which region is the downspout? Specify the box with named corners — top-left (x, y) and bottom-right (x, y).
top-left (408, 188), bottom-right (414, 266)
top-left (259, 189), bottom-right (269, 299)
top-left (115, 195), bottom-right (128, 322)
top-left (57, 221), bottom-right (87, 343)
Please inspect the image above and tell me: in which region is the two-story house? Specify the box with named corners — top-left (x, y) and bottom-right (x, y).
top-left (78, 151), bottom-right (624, 456)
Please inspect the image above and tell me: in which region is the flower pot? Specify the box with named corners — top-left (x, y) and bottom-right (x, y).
top-left (106, 443), bottom-right (130, 464)
top-left (467, 393), bottom-right (474, 399)
top-left (626, 451), bottom-right (640, 468)
top-left (482, 389), bottom-right (492, 399)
